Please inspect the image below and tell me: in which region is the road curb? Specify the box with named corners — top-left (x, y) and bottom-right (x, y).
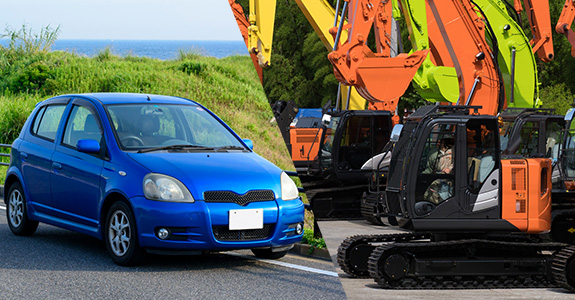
top-left (289, 243), bottom-right (331, 261)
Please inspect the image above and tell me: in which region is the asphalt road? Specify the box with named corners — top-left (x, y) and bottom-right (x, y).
top-left (0, 204), bottom-right (346, 299)
top-left (319, 220), bottom-right (575, 300)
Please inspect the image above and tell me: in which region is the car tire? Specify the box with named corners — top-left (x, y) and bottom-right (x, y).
top-left (6, 182), bottom-right (38, 236)
top-left (104, 201), bottom-right (146, 266)
top-left (251, 248), bottom-right (288, 259)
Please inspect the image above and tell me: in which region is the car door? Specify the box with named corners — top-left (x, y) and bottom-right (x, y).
top-left (50, 98), bottom-right (106, 230)
top-left (19, 99), bottom-right (69, 213)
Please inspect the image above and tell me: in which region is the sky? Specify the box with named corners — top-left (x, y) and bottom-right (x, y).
top-left (0, 0), bottom-right (244, 41)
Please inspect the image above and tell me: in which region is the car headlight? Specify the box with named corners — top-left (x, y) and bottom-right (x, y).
top-left (281, 172), bottom-right (299, 201)
top-left (143, 173), bottom-right (194, 202)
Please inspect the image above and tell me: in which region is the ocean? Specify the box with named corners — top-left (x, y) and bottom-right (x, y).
top-left (0, 39), bottom-right (249, 60)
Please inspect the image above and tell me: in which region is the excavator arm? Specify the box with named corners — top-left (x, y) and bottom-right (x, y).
top-left (328, 0), bottom-right (504, 116)
top-left (327, 0), bottom-right (429, 115)
top-left (556, 0), bottom-right (575, 57)
top-left (233, 0), bottom-right (546, 114)
top-left (229, 0), bottom-right (263, 82)
top-left (512, 0), bottom-right (555, 62)
top-left (293, 0), bottom-right (366, 110)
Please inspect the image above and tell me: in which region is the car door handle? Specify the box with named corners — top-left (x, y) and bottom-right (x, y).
top-left (52, 162), bottom-right (62, 170)
top-left (21, 152), bottom-right (28, 159)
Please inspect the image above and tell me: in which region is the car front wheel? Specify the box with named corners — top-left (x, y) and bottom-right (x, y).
top-left (6, 182), bottom-right (38, 236)
top-left (104, 202), bottom-right (145, 266)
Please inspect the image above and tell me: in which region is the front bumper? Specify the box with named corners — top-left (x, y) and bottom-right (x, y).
top-left (130, 196), bottom-right (305, 251)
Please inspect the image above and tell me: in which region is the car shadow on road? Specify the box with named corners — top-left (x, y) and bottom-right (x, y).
top-left (0, 222), bottom-right (262, 272)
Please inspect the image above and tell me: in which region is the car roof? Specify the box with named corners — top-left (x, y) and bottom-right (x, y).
top-left (51, 93), bottom-right (200, 105)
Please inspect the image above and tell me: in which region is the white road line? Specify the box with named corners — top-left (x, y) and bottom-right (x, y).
top-left (225, 252), bottom-right (339, 277)
top-left (0, 205), bottom-right (4, 210)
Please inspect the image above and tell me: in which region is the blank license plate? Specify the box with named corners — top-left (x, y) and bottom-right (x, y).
top-left (229, 209), bottom-right (263, 230)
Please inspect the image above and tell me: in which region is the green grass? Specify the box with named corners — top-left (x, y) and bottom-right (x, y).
top-left (301, 228), bottom-right (327, 253)
top-left (0, 46), bottom-right (295, 176)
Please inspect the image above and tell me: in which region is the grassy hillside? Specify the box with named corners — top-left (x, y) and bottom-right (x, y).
top-left (0, 45), bottom-right (295, 177)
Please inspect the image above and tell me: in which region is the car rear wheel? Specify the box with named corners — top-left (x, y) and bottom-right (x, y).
top-left (251, 248), bottom-right (288, 259)
top-left (6, 182), bottom-right (38, 236)
top-left (104, 201), bottom-right (145, 266)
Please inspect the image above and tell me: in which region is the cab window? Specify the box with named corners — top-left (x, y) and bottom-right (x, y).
top-left (466, 120), bottom-right (497, 193)
top-left (338, 116), bottom-right (372, 170)
top-left (518, 121), bottom-right (539, 156)
top-left (416, 124), bottom-right (456, 205)
top-left (545, 120), bottom-right (562, 161)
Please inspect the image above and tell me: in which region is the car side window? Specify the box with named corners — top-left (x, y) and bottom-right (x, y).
top-left (31, 105), bottom-right (67, 141)
top-left (62, 105), bottom-right (103, 148)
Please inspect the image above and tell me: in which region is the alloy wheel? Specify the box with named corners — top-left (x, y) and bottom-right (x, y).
top-left (108, 210), bottom-right (131, 257)
top-left (8, 189), bottom-right (24, 228)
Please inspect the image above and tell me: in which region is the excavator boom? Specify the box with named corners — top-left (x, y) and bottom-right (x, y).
top-left (329, 0), bottom-right (504, 116)
top-left (513, 0), bottom-right (555, 61)
top-left (229, 0), bottom-right (263, 82)
top-left (556, 0), bottom-right (575, 57)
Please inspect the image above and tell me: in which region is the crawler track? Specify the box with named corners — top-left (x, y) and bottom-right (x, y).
top-left (337, 233), bottom-right (430, 277)
top-left (339, 233), bottom-right (575, 290)
top-left (360, 193), bottom-right (385, 225)
top-left (551, 245), bottom-right (575, 292)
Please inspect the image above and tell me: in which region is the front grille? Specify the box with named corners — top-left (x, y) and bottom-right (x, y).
top-left (212, 224), bottom-right (274, 241)
top-left (204, 190), bottom-right (275, 206)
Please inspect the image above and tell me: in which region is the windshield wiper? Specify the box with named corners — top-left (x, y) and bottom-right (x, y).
top-left (138, 144), bottom-right (214, 153)
top-left (214, 145), bottom-right (247, 151)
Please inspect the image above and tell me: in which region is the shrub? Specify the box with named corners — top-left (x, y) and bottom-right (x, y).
top-left (301, 228), bottom-right (326, 254)
top-left (9, 61), bottom-right (53, 93)
top-left (178, 60), bottom-right (206, 76)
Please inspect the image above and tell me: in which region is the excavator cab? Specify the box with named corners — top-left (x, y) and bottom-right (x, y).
top-left (305, 110), bottom-right (392, 218)
top-left (311, 110), bottom-right (392, 179)
top-left (385, 106), bottom-right (551, 233)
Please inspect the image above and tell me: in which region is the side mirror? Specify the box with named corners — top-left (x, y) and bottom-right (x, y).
top-left (566, 107), bottom-right (575, 122)
top-left (322, 114), bottom-right (331, 126)
top-left (242, 139), bottom-right (254, 150)
top-left (77, 139), bottom-right (101, 153)
top-left (390, 124), bottom-right (403, 142)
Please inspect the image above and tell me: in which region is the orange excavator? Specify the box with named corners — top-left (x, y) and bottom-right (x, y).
top-left (331, 0), bottom-right (575, 224)
top-left (333, 0), bottom-right (575, 291)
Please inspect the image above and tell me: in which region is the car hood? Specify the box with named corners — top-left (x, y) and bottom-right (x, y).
top-left (127, 151), bottom-right (282, 199)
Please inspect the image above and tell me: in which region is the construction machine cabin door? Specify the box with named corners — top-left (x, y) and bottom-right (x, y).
top-left (325, 111), bottom-right (391, 181)
top-left (408, 119), bottom-right (500, 225)
top-left (544, 117), bottom-right (565, 187)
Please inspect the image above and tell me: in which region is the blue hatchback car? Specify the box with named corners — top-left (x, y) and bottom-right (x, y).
top-left (5, 93), bottom-right (304, 265)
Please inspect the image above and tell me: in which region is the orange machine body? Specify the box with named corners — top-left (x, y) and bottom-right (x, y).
top-left (290, 127), bottom-right (323, 164)
top-left (501, 158), bottom-right (552, 233)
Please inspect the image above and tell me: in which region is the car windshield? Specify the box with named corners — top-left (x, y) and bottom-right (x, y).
top-left (105, 104), bottom-right (246, 151)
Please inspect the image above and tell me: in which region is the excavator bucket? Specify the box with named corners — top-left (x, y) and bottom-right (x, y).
top-left (355, 50), bottom-right (429, 105)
